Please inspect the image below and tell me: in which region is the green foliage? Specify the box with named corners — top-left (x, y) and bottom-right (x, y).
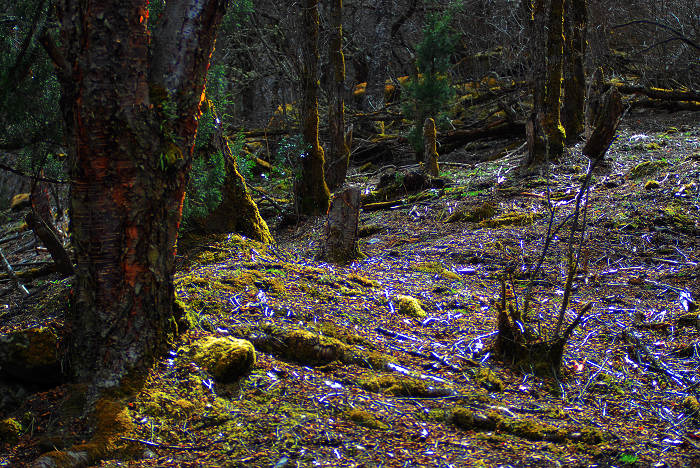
top-left (0, 0), bottom-right (63, 175)
top-left (402, 2), bottom-right (460, 154)
top-left (276, 134), bottom-right (307, 181)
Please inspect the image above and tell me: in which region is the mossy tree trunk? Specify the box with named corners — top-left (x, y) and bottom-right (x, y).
top-left (55, 0), bottom-right (229, 392)
top-left (543, 0), bottom-right (566, 158)
top-left (296, 0), bottom-right (330, 215)
top-left (423, 117), bottom-right (439, 177)
top-left (524, 0), bottom-right (548, 166)
top-left (202, 115), bottom-right (273, 243)
top-left (325, 0), bottom-right (351, 192)
top-left (562, 0), bottom-right (587, 142)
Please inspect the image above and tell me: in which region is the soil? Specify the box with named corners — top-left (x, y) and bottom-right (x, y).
top-left (0, 108), bottom-right (699, 467)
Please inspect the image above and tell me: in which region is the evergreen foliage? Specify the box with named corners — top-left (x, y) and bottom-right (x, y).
top-left (180, 1), bottom-right (254, 229)
top-left (402, 2), bottom-right (460, 156)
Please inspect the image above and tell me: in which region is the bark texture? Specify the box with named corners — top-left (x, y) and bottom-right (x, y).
top-left (524, 0), bottom-right (548, 166)
top-left (423, 118), bottom-right (439, 177)
top-left (203, 119), bottom-right (273, 243)
top-left (56, 0), bottom-right (229, 390)
top-left (583, 87), bottom-right (624, 162)
top-left (296, 0), bottom-right (330, 215)
top-left (543, 0), bottom-right (566, 157)
top-left (562, 0), bottom-right (587, 142)
top-left (325, 0), bottom-right (351, 192)
top-left (319, 186), bottom-right (361, 264)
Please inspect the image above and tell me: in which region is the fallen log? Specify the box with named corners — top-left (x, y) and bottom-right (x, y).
top-left (25, 211), bottom-right (73, 276)
top-left (439, 119), bottom-right (525, 154)
top-left (614, 84), bottom-right (700, 102)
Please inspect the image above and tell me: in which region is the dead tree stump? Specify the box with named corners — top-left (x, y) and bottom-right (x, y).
top-left (423, 118), bottom-right (439, 177)
top-left (318, 186), bottom-right (361, 264)
top-left (583, 86), bottom-right (624, 162)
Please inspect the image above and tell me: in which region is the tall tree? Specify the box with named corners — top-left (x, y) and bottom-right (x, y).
top-left (362, 0), bottom-right (392, 112)
top-left (51, 0), bottom-right (234, 391)
top-left (295, 0), bottom-right (330, 214)
top-left (524, 0), bottom-right (565, 166)
top-left (543, 0), bottom-right (566, 157)
top-left (325, 0), bottom-right (351, 192)
top-left (562, 0), bottom-right (587, 142)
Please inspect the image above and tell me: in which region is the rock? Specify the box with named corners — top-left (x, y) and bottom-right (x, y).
top-left (0, 327), bottom-right (62, 386)
top-left (394, 295), bottom-right (427, 318)
top-left (10, 193), bottom-right (31, 211)
top-left (190, 336), bottom-right (256, 382)
top-left (0, 417), bottom-right (21, 444)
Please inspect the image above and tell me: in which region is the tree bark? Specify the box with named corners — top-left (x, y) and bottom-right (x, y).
top-left (543, 0), bottom-right (566, 157)
top-left (424, 118), bottom-right (439, 177)
top-left (583, 87), bottom-right (624, 162)
top-left (524, 0), bottom-right (548, 166)
top-left (56, 0), bottom-right (229, 390)
top-left (318, 186), bottom-right (361, 263)
top-left (202, 112), bottom-right (273, 243)
top-left (296, 0), bottom-right (330, 215)
top-left (562, 0), bottom-right (587, 142)
top-left (325, 0), bottom-right (351, 192)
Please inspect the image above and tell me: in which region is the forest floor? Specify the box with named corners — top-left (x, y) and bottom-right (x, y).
top-left (1, 108), bottom-right (699, 467)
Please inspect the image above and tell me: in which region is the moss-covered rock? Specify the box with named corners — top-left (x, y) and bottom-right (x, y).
top-left (393, 294), bottom-right (427, 318)
top-left (629, 160), bottom-right (668, 178)
top-left (644, 179), bottom-right (660, 190)
top-left (190, 336), bottom-right (256, 382)
top-left (10, 193), bottom-right (30, 211)
top-left (445, 203), bottom-right (496, 223)
top-left (0, 417), bottom-right (21, 444)
top-left (0, 326), bottom-right (62, 385)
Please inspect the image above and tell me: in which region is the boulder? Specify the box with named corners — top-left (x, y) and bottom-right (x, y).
top-left (0, 327), bottom-right (62, 386)
top-left (190, 336), bottom-right (256, 382)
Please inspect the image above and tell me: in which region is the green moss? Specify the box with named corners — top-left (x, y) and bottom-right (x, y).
top-left (393, 294), bottom-right (427, 318)
top-left (480, 212), bottom-right (539, 228)
top-left (190, 336), bottom-right (256, 382)
top-left (347, 273), bottom-right (379, 288)
top-left (644, 179), bottom-right (660, 190)
top-left (645, 142), bottom-right (661, 151)
top-left (358, 374), bottom-right (445, 397)
top-left (445, 203), bottom-right (496, 223)
top-left (412, 263), bottom-right (462, 282)
top-left (682, 396), bottom-right (700, 420)
top-left (472, 367), bottom-right (504, 392)
top-left (629, 160), bottom-right (668, 178)
top-left (343, 408), bottom-right (389, 430)
top-left (0, 418), bottom-right (22, 444)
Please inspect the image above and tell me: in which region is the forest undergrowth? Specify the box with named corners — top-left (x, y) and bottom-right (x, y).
top-left (1, 109), bottom-right (699, 467)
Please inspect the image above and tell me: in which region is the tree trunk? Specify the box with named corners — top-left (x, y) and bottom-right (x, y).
top-left (583, 87), bottom-right (624, 162)
top-left (296, 0), bottom-right (330, 215)
top-left (543, 0), bottom-right (566, 157)
top-left (524, 0), bottom-right (548, 166)
top-left (318, 186), bottom-right (361, 264)
top-left (423, 118), bottom-right (439, 177)
top-left (56, 0), bottom-right (229, 391)
top-left (202, 118), bottom-right (274, 243)
top-left (362, 0), bottom-right (392, 113)
top-left (325, 0), bottom-right (351, 192)
top-left (562, 0), bottom-right (587, 142)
